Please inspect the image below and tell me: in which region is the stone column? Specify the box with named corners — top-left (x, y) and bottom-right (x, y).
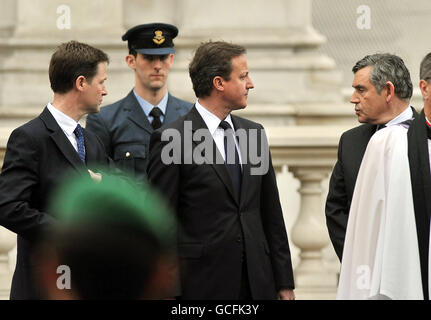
top-left (170, 0), bottom-right (342, 126)
top-left (0, 0), bottom-right (16, 37)
top-left (268, 126), bottom-right (348, 299)
top-left (289, 166), bottom-right (337, 298)
top-left (0, 0), bottom-right (126, 122)
top-left (0, 128), bottom-right (15, 300)
top-left (13, 0), bottom-right (123, 39)
top-left (0, 228), bottom-right (16, 299)
top-left (122, 0), bottom-right (179, 30)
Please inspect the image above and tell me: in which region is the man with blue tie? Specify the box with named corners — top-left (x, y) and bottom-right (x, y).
top-left (0, 41), bottom-right (111, 299)
top-left (86, 23), bottom-right (192, 182)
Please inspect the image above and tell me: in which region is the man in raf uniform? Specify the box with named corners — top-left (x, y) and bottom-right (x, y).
top-left (86, 23), bottom-right (192, 181)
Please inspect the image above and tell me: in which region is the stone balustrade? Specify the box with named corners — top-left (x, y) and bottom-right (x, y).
top-left (0, 124), bottom-right (351, 299)
top-left (267, 125), bottom-right (351, 299)
top-left (0, 127), bottom-right (15, 299)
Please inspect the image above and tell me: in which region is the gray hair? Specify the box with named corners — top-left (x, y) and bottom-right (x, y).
top-left (352, 53), bottom-right (412, 101)
top-left (420, 52), bottom-right (431, 81)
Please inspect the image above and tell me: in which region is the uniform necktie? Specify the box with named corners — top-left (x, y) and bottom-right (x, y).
top-left (73, 124), bottom-right (86, 163)
top-left (219, 120), bottom-right (242, 201)
top-left (150, 107), bottom-right (163, 130)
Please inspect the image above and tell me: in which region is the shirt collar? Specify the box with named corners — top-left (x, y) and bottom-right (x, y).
top-left (195, 100), bottom-right (235, 134)
top-left (386, 106), bottom-right (414, 127)
top-left (47, 102), bottom-right (79, 136)
top-left (133, 89), bottom-right (168, 117)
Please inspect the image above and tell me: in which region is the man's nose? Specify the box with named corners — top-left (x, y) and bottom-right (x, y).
top-left (153, 58), bottom-right (162, 70)
top-left (247, 77), bottom-right (254, 89)
top-left (350, 92), bottom-right (359, 104)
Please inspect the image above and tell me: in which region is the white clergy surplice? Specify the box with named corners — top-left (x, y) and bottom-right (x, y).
top-left (337, 125), bottom-right (424, 300)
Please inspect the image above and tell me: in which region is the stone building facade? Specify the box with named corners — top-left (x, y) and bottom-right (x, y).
top-left (1, 0), bottom-right (427, 299)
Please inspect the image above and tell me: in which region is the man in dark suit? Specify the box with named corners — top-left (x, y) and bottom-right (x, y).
top-left (326, 53), bottom-right (416, 261)
top-left (147, 41), bottom-right (295, 300)
top-left (337, 53), bottom-right (431, 299)
top-left (404, 53), bottom-right (431, 299)
top-left (0, 41), bottom-right (111, 299)
top-left (86, 23), bottom-right (192, 182)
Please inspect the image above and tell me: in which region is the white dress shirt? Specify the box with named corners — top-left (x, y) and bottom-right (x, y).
top-left (195, 100), bottom-right (242, 166)
top-left (384, 105), bottom-right (414, 127)
top-left (47, 102), bottom-right (81, 152)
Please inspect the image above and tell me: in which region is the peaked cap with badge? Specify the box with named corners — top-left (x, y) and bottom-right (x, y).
top-left (85, 22), bottom-right (193, 182)
top-left (122, 22), bottom-right (179, 55)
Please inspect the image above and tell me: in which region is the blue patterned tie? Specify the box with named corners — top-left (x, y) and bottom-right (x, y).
top-left (74, 124), bottom-right (86, 163)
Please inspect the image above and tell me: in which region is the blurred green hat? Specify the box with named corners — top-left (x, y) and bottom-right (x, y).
top-left (49, 173), bottom-right (176, 249)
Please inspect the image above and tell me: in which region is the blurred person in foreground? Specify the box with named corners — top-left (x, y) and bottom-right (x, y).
top-left (36, 173), bottom-right (178, 299)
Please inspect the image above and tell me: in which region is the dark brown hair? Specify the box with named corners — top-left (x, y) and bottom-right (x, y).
top-left (189, 41), bottom-right (246, 98)
top-left (49, 41), bottom-right (109, 94)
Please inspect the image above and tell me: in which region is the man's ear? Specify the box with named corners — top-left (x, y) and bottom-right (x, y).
top-left (213, 76), bottom-right (224, 92)
top-left (75, 76), bottom-right (87, 92)
top-left (125, 54), bottom-right (136, 70)
top-left (419, 79), bottom-right (430, 100)
top-left (385, 81), bottom-right (395, 103)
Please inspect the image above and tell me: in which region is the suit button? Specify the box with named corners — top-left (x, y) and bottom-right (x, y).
top-left (237, 236), bottom-right (242, 243)
top-left (125, 152), bottom-right (131, 158)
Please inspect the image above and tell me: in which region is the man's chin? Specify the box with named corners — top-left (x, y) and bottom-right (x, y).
top-left (233, 104), bottom-right (247, 111)
top-left (149, 82), bottom-right (165, 91)
top-left (357, 117), bottom-right (367, 123)
top-left (88, 105), bottom-right (101, 114)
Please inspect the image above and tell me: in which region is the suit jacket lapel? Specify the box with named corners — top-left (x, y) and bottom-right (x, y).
top-left (124, 90), bottom-right (153, 135)
top-left (164, 94), bottom-right (182, 124)
top-left (353, 124), bottom-right (377, 178)
top-left (187, 106), bottom-right (238, 205)
top-left (39, 107), bottom-right (85, 171)
top-left (231, 115), bottom-right (251, 207)
top-left (363, 123), bottom-right (377, 142)
top-left (411, 106), bottom-right (419, 118)
top-left (83, 129), bottom-right (97, 163)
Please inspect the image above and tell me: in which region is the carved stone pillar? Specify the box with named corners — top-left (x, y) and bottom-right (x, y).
top-left (268, 125), bottom-right (348, 299)
top-left (0, 130), bottom-right (15, 299)
top-left (0, 0), bottom-right (126, 127)
top-left (289, 166), bottom-right (337, 297)
top-left (0, 0), bottom-right (16, 37)
top-left (122, 0), bottom-right (178, 30)
top-left (171, 0), bottom-right (343, 127)
top-left (0, 228), bottom-right (16, 299)
top-left (13, 0), bottom-right (123, 39)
